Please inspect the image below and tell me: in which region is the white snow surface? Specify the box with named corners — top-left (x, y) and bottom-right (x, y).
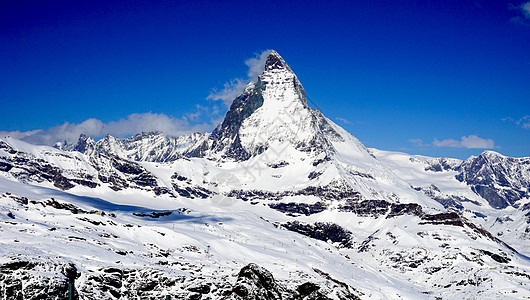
top-left (1, 175), bottom-right (529, 299)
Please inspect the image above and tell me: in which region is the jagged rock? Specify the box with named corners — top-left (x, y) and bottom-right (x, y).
top-left (281, 221), bottom-right (353, 248)
top-left (0, 261), bottom-right (70, 300)
top-left (297, 282), bottom-right (321, 298)
top-left (230, 263), bottom-right (284, 299)
top-left (456, 151), bottom-right (530, 208)
top-left (269, 202), bottom-right (327, 216)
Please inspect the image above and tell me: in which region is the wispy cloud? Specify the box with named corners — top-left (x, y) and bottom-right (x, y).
top-left (503, 115), bottom-right (530, 129)
top-left (433, 135), bottom-right (495, 149)
top-left (207, 49), bottom-right (273, 107)
top-left (0, 112), bottom-right (217, 145)
top-left (522, 117), bottom-right (530, 129)
top-left (245, 50), bottom-right (274, 80)
top-left (509, 1), bottom-right (530, 25)
top-left (206, 79), bottom-right (248, 107)
top-left (335, 117), bottom-right (351, 124)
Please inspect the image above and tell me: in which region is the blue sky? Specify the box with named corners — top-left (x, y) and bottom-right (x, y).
top-left (1, 0), bottom-right (529, 159)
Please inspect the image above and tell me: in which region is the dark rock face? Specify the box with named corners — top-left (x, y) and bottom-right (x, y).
top-left (228, 181), bottom-right (362, 204)
top-left (281, 221), bottom-right (353, 248)
top-left (188, 283), bottom-right (211, 295)
top-left (0, 261), bottom-right (71, 300)
top-left (422, 152), bottom-right (529, 210)
top-left (307, 171), bottom-right (323, 180)
top-left (479, 250), bottom-right (510, 264)
top-left (0, 140), bottom-right (17, 154)
top-left (132, 211), bottom-right (172, 218)
top-left (455, 151), bottom-right (530, 209)
top-left (297, 282), bottom-right (320, 297)
top-left (267, 161), bottom-right (289, 168)
top-left (419, 212), bottom-right (464, 227)
top-left (72, 134), bottom-right (95, 154)
top-left (339, 200), bottom-right (391, 217)
top-left (269, 202), bottom-right (328, 216)
top-left (264, 51), bottom-right (292, 72)
top-left (338, 199), bottom-right (422, 219)
top-left (387, 203), bottom-right (423, 218)
top-left (44, 198), bottom-right (87, 214)
top-left (231, 263), bottom-right (284, 299)
top-left (312, 109), bottom-right (345, 143)
top-left (201, 80), bottom-right (265, 161)
top-left (94, 154), bottom-right (160, 191)
top-left (226, 263), bottom-right (360, 300)
top-left (80, 267), bottom-right (182, 299)
top-left (0, 148), bottom-right (92, 191)
top-left (172, 183), bottom-right (212, 199)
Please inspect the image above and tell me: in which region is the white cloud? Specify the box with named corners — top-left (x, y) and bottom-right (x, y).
top-left (0, 112), bottom-right (217, 145)
top-left (0, 129), bottom-right (44, 140)
top-left (433, 135), bottom-right (495, 149)
top-left (517, 115), bottom-right (530, 129)
top-left (206, 79), bottom-right (248, 107)
top-left (206, 50), bottom-right (273, 107)
top-left (335, 117), bottom-right (351, 124)
top-left (523, 1), bottom-right (530, 17)
top-left (245, 50), bottom-right (274, 80)
top-left (510, 1), bottom-right (530, 24)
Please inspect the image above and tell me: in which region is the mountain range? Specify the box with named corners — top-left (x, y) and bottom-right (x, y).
top-left (1, 51), bottom-right (529, 299)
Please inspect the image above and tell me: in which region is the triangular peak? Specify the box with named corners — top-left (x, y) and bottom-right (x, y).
top-left (264, 50), bottom-right (292, 72)
top-left (198, 50), bottom-right (344, 161)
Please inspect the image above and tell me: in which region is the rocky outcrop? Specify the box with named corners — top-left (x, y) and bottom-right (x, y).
top-left (281, 221), bottom-right (354, 248)
top-left (228, 180), bottom-right (362, 203)
top-left (0, 260), bottom-right (72, 300)
top-left (229, 263), bottom-right (286, 299)
top-left (455, 151), bottom-right (530, 209)
top-left (0, 141), bottom-right (96, 190)
top-left (0, 260), bottom-right (360, 300)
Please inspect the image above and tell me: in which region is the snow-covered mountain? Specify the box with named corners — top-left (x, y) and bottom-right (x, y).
top-left (1, 51), bottom-right (529, 299)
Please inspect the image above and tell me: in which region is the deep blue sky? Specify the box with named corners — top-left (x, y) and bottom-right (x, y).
top-left (1, 0), bottom-right (529, 159)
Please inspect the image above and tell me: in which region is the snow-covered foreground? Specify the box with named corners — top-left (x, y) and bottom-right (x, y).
top-left (1, 175), bottom-right (529, 299)
top-left (0, 176), bottom-right (405, 299)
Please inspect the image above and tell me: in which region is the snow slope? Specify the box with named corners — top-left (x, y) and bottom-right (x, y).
top-left (1, 175), bottom-right (529, 299)
top-left (373, 148), bottom-right (530, 258)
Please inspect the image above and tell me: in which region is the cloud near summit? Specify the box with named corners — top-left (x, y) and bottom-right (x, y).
top-left (510, 1), bottom-right (530, 25)
top-left (206, 50), bottom-right (273, 107)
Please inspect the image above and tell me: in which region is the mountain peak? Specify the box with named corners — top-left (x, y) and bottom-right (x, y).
top-left (264, 50), bottom-right (292, 72)
top-left (192, 51), bottom-right (348, 161)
